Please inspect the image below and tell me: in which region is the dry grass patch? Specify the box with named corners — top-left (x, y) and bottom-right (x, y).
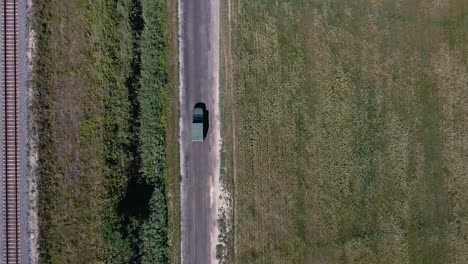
top-left (226, 0), bottom-right (468, 263)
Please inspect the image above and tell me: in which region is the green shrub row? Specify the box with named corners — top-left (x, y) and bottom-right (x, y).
top-left (139, 0), bottom-right (170, 262)
top-left (95, 0), bottom-right (171, 262)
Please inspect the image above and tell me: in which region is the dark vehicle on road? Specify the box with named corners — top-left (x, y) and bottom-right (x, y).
top-left (192, 103), bottom-right (208, 141)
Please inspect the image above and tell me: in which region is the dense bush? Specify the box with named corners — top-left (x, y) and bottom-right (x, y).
top-left (99, 0), bottom-right (170, 262)
top-left (139, 0), bottom-right (170, 261)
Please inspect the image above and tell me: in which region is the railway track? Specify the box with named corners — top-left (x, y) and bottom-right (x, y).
top-left (2, 0), bottom-right (20, 263)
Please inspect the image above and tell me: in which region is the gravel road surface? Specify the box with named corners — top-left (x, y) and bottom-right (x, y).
top-left (179, 0), bottom-right (221, 263)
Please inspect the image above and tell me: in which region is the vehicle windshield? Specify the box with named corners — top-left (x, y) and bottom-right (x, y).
top-left (192, 114), bottom-right (203, 123)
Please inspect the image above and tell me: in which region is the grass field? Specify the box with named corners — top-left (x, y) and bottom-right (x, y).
top-left (224, 0), bottom-right (467, 262)
top-left (166, 0), bottom-right (182, 262)
top-left (32, 0), bottom-right (175, 262)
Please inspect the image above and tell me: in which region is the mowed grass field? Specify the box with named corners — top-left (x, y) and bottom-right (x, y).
top-left (224, 0), bottom-right (467, 262)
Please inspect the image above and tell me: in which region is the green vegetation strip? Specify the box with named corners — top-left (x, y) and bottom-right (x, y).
top-left (32, 0), bottom-right (174, 262)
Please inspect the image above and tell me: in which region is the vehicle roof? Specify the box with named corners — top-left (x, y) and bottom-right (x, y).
top-left (192, 123), bottom-right (203, 141)
top-left (193, 107), bottom-right (203, 115)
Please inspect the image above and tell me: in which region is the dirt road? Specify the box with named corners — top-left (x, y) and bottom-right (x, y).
top-left (179, 0), bottom-right (220, 263)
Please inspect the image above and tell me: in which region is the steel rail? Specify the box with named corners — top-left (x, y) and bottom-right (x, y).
top-left (2, 0), bottom-right (20, 263)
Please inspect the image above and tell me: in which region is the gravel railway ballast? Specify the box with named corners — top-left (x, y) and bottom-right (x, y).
top-left (2, 0), bottom-right (21, 263)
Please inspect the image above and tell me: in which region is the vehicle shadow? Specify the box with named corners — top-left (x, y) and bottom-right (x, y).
top-left (203, 109), bottom-right (209, 139)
